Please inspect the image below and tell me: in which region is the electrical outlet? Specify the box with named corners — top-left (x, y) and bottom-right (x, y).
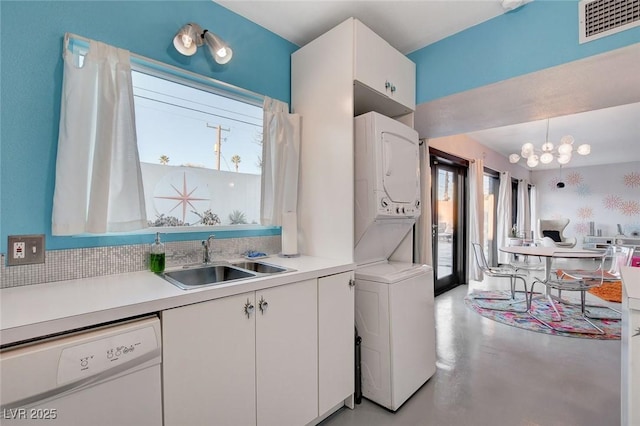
top-left (7, 235), bottom-right (45, 266)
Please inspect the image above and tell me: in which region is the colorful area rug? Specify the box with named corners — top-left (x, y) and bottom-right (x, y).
top-left (465, 290), bottom-right (621, 340)
top-left (587, 281), bottom-right (622, 303)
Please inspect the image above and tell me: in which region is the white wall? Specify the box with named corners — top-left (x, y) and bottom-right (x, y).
top-left (531, 161), bottom-right (640, 239)
top-left (141, 163), bottom-right (261, 226)
top-left (428, 134), bottom-right (530, 180)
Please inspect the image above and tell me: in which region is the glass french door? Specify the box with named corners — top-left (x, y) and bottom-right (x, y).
top-left (431, 159), bottom-right (465, 295)
top-left (483, 173), bottom-right (499, 266)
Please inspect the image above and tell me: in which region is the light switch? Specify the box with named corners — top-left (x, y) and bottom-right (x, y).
top-left (7, 235), bottom-right (45, 266)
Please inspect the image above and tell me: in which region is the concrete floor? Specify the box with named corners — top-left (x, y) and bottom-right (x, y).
top-left (322, 276), bottom-right (621, 426)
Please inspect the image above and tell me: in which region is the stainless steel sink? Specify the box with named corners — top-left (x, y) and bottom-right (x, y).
top-left (231, 261), bottom-right (289, 274)
top-left (163, 264), bottom-right (257, 290)
top-left (161, 260), bottom-right (296, 290)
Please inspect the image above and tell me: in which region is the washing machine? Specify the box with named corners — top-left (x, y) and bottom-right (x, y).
top-left (355, 261), bottom-right (435, 411)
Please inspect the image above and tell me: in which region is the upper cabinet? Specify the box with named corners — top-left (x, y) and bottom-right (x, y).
top-left (353, 20), bottom-right (416, 116)
top-left (292, 17), bottom-right (415, 261)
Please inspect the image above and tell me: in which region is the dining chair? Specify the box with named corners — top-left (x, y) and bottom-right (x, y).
top-left (528, 251), bottom-right (612, 334)
top-left (604, 245), bottom-right (635, 279)
top-left (471, 243), bottom-right (530, 312)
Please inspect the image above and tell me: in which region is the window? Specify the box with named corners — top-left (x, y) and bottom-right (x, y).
top-left (483, 171), bottom-right (499, 266)
top-left (132, 70), bottom-right (263, 228)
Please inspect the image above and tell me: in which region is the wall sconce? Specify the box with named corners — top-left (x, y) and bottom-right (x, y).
top-left (173, 23), bottom-right (233, 64)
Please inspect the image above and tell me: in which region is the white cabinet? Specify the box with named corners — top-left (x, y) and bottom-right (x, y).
top-left (292, 17), bottom-right (416, 261)
top-left (256, 280), bottom-right (318, 426)
top-left (354, 19), bottom-right (415, 114)
top-left (621, 266), bottom-right (640, 426)
top-left (162, 280), bottom-right (318, 426)
top-left (318, 271), bottom-right (355, 414)
top-left (162, 291), bottom-right (256, 426)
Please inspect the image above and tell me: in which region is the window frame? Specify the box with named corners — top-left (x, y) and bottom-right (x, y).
top-left (65, 34), bottom-right (280, 240)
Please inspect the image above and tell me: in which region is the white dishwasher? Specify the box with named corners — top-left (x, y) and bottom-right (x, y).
top-left (0, 315), bottom-right (162, 425)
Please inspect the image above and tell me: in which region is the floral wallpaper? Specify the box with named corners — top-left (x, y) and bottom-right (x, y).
top-left (532, 162), bottom-right (640, 240)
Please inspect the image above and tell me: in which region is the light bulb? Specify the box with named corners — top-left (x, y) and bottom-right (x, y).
top-left (541, 142), bottom-right (554, 152)
top-left (557, 154), bottom-right (571, 164)
top-left (216, 47), bottom-right (228, 58)
top-left (560, 135), bottom-right (575, 145)
top-left (182, 34), bottom-right (193, 48)
top-left (527, 155), bottom-right (539, 168)
top-left (577, 144), bottom-right (591, 155)
top-left (521, 142), bottom-right (534, 158)
top-left (540, 152), bottom-right (554, 164)
top-left (558, 143), bottom-right (573, 155)
top-left (509, 154), bottom-right (520, 163)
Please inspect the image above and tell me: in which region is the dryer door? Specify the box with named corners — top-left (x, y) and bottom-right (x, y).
top-left (381, 131), bottom-right (419, 204)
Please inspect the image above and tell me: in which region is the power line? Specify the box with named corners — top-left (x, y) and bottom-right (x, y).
top-left (133, 94), bottom-right (262, 128)
top-left (133, 84), bottom-right (261, 121)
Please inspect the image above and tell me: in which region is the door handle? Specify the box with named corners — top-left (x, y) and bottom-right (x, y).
top-left (633, 327), bottom-right (640, 338)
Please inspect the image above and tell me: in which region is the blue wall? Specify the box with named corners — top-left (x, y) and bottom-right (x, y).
top-left (408, 0), bottom-right (640, 103)
top-left (0, 1), bottom-right (297, 252)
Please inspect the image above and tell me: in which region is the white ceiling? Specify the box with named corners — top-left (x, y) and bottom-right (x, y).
top-left (218, 1), bottom-right (640, 170)
top-left (218, 0), bottom-right (514, 54)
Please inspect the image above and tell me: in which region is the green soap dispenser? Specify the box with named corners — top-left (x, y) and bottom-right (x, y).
top-left (150, 232), bottom-right (165, 273)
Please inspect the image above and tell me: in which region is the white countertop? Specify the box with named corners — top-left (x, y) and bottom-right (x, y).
top-left (621, 266), bottom-right (640, 310)
top-left (0, 256), bottom-right (354, 346)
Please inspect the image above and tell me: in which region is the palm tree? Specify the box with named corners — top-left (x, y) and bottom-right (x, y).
top-left (231, 155), bottom-right (241, 172)
top-left (159, 155), bottom-right (170, 165)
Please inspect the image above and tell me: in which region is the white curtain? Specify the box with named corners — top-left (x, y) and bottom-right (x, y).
top-left (516, 179), bottom-right (531, 238)
top-left (530, 185), bottom-right (538, 240)
top-left (52, 35), bottom-right (147, 235)
top-left (414, 141), bottom-right (433, 266)
top-left (467, 159), bottom-right (484, 281)
top-left (496, 171), bottom-right (512, 264)
top-left (260, 97), bottom-right (301, 226)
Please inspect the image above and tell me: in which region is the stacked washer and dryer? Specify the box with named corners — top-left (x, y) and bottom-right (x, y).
top-left (354, 111), bottom-right (436, 411)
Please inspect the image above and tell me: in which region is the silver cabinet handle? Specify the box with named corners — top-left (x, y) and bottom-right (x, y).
top-left (385, 81), bottom-right (391, 90)
top-left (390, 84), bottom-right (396, 93)
top-left (259, 296), bottom-right (268, 314)
top-left (633, 327), bottom-right (640, 337)
top-left (349, 278), bottom-right (355, 288)
top-left (244, 300), bottom-right (255, 318)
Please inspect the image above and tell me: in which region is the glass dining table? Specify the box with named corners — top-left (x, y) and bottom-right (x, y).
top-left (499, 245), bottom-right (604, 318)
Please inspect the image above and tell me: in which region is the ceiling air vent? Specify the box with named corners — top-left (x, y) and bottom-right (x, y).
top-left (579, 0), bottom-right (640, 43)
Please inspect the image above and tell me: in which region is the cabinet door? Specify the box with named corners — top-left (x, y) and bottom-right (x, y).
top-left (353, 20), bottom-right (415, 111)
top-left (256, 280), bottom-right (318, 426)
top-left (318, 271), bottom-right (355, 414)
top-left (162, 292), bottom-right (256, 426)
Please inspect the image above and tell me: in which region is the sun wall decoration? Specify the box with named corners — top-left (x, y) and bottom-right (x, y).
top-left (603, 194), bottom-right (623, 210)
top-left (577, 206), bottom-right (593, 219)
top-left (153, 171), bottom-right (210, 225)
top-left (619, 200), bottom-right (640, 217)
top-left (575, 183), bottom-right (591, 197)
top-left (623, 171), bottom-right (640, 188)
top-left (574, 222), bottom-right (590, 234)
top-left (566, 171), bottom-right (583, 186)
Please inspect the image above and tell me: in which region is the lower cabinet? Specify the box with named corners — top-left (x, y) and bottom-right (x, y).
top-left (318, 271), bottom-right (355, 414)
top-left (162, 291), bottom-right (256, 426)
top-left (162, 279), bottom-right (320, 426)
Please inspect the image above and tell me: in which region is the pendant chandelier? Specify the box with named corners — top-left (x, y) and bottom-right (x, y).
top-left (508, 119), bottom-right (591, 168)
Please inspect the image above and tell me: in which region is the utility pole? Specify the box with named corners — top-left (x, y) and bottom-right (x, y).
top-left (206, 123), bottom-right (230, 170)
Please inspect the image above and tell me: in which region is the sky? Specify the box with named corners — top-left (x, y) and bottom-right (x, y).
top-left (133, 71), bottom-right (263, 175)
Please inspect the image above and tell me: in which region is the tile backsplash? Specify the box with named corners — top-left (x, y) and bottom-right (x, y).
top-left (0, 236), bottom-right (281, 288)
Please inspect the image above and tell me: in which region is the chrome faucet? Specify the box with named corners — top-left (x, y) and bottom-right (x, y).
top-left (202, 235), bottom-right (215, 264)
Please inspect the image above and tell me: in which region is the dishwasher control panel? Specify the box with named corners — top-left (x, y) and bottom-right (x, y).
top-left (57, 323), bottom-right (159, 385)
